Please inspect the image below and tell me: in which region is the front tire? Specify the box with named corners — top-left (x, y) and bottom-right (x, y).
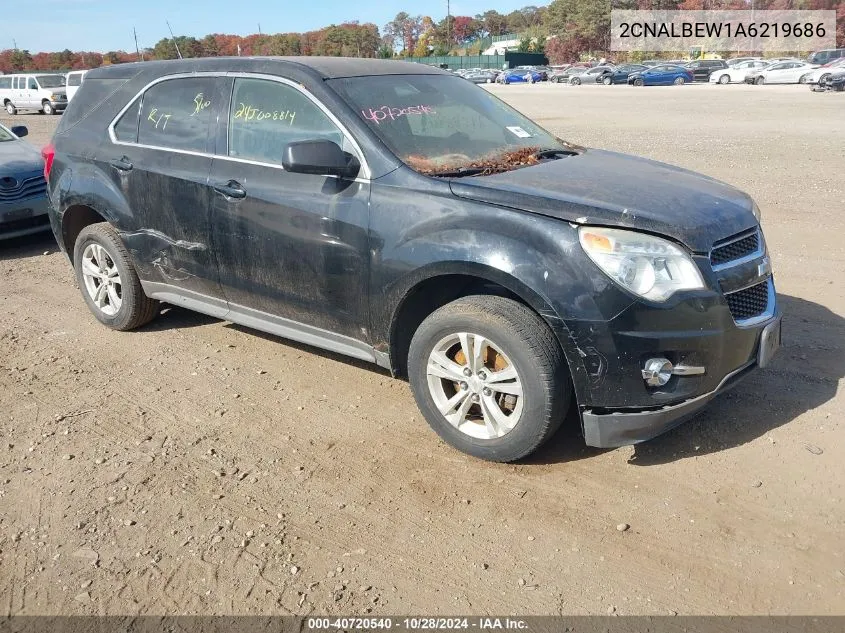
top-left (408, 296), bottom-right (570, 462)
top-left (571, 77), bottom-right (581, 85)
top-left (633, 77), bottom-right (644, 86)
top-left (73, 223), bottom-right (159, 331)
top-left (756, 76), bottom-right (765, 85)
top-left (602, 76), bottom-right (612, 85)
top-left (819, 73), bottom-right (830, 84)
top-left (42, 101), bottom-right (53, 115)
top-left (718, 73), bottom-right (730, 84)
top-left (673, 76), bottom-right (686, 85)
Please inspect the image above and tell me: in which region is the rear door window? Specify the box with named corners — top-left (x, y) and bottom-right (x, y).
top-left (67, 73), bottom-right (82, 87)
top-left (0, 77), bottom-right (10, 89)
top-left (137, 77), bottom-right (218, 153)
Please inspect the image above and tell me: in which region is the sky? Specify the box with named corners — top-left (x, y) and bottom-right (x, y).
top-left (5, 0), bottom-right (538, 54)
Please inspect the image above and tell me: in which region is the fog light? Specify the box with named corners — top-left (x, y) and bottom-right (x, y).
top-left (642, 358), bottom-right (673, 387)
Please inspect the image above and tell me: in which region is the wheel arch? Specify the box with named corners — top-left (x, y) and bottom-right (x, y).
top-left (61, 204), bottom-right (110, 261)
top-left (385, 262), bottom-right (587, 397)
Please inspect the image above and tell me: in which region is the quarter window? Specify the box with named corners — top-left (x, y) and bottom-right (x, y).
top-left (137, 77), bottom-right (217, 152)
top-left (227, 78), bottom-right (345, 164)
top-left (114, 98), bottom-right (141, 143)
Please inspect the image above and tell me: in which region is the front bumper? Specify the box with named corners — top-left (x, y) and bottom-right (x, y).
top-left (579, 303), bottom-right (781, 448)
top-left (0, 195), bottom-right (51, 240)
top-left (49, 100), bottom-right (68, 111)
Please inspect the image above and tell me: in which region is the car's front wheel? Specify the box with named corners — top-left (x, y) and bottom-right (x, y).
top-left (73, 223), bottom-right (159, 331)
top-left (633, 77), bottom-right (644, 86)
top-left (42, 101), bottom-right (54, 115)
top-left (756, 76), bottom-right (765, 85)
top-left (718, 73), bottom-right (730, 84)
top-left (408, 296), bottom-right (569, 462)
top-left (571, 77), bottom-right (581, 85)
top-left (673, 76), bottom-right (686, 85)
top-left (818, 73), bottom-right (830, 84)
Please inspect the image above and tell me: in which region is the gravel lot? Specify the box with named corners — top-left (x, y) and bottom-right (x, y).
top-left (1, 83), bottom-right (843, 616)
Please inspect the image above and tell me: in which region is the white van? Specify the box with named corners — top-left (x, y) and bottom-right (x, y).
top-left (0, 73), bottom-right (68, 115)
top-left (65, 70), bottom-right (89, 101)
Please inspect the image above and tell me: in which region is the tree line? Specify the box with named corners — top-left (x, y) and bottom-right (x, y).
top-left (1, 0), bottom-right (843, 73)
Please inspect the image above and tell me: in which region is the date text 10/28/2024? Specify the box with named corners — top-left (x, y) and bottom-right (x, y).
top-left (307, 617), bottom-right (529, 630)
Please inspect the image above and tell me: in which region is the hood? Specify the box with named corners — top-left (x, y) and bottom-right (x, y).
top-left (0, 140), bottom-right (43, 177)
top-left (448, 148), bottom-right (757, 253)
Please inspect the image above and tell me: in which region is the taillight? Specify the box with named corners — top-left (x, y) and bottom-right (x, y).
top-left (41, 143), bottom-right (55, 182)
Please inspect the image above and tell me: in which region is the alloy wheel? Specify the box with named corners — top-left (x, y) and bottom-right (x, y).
top-left (81, 243), bottom-right (123, 316)
top-left (425, 332), bottom-right (524, 440)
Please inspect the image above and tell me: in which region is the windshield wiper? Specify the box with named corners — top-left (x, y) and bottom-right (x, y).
top-left (428, 167), bottom-right (488, 178)
top-left (532, 148), bottom-right (578, 160)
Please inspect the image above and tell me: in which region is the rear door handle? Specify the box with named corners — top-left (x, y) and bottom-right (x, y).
top-left (213, 180), bottom-right (246, 199)
top-left (110, 157), bottom-right (133, 172)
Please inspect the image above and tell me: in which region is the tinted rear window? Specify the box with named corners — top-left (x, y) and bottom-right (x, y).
top-left (56, 77), bottom-right (131, 135)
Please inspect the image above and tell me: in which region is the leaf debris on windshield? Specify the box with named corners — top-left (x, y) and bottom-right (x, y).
top-left (406, 146), bottom-right (542, 177)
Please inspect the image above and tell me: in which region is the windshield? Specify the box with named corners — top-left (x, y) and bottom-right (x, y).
top-left (330, 74), bottom-right (571, 176)
top-left (36, 75), bottom-right (66, 88)
top-left (0, 125), bottom-right (14, 142)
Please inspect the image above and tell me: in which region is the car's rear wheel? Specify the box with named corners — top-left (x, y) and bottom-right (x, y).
top-left (42, 101), bottom-right (53, 115)
top-left (633, 77), bottom-right (644, 86)
top-left (673, 76), bottom-right (685, 85)
top-left (718, 73), bottom-right (730, 84)
top-left (408, 296), bottom-right (569, 462)
top-left (602, 76), bottom-right (612, 85)
top-left (819, 73), bottom-right (831, 84)
top-left (73, 223), bottom-right (159, 331)
top-left (756, 76), bottom-right (765, 85)
top-left (5, 102), bottom-right (16, 115)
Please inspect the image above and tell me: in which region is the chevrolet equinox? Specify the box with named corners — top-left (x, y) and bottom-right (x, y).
top-left (43, 58), bottom-right (781, 462)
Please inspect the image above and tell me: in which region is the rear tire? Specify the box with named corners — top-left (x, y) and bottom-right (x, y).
top-left (571, 77), bottom-right (581, 85)
top-left (73, 223), bottom-right (159, 331)
top-left (819, 73), bottom-right (830, 84)
top-left (674, 76), bottom-right (685, 85)
top-left (408, 296), bottom-right (570, 462)
top-left (756, 76), bottom-right (765, 85)
top-left (633, 77), bottom-right (644, 86)
top-left (5, 102), bottom-right (16, 115)
top-left (602, 76), bottom-right (612, 85)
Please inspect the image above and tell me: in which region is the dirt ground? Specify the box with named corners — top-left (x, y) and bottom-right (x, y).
top-left (1, 83), bottom-right (843, 616)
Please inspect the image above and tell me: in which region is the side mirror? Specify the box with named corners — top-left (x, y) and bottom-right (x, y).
top-left (11, 126), bottom-right (28, 138)
top-left (282, 139), bottom-right (360, 179)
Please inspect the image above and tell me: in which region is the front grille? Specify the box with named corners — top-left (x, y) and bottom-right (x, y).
top-left (0, 214), bottom-right (49, 232)
top-left (725, 280), bottom-right (770, 321)
top-left (0, 176), bottom-right (47, 202)
top-left (711, 230), bottom-right (760, 267)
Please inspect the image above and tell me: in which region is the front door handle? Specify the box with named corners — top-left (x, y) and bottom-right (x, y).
top-left (110, 157), bottom-right (133, 172)
top-left (213, 180), bottom-right (246, 199)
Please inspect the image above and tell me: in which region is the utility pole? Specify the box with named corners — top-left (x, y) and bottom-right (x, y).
top-left (446, 0), bottom-right (451, 52)
top-left (12, 39), bottom-right (17, 50)
top-left (258, 23), bottom-right (262, 35)
top-left (166, 20), bottom-right (183, 59)
top-left (134, 28), bottom-right (144, 62)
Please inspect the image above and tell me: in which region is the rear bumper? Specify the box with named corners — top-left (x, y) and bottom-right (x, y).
top-left (0, 196), bottom-right (51, 240)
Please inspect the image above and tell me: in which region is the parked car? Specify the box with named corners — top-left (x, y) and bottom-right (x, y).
top-left (0, 73), bottom-right (68, 115)
top-left (708, 60), bottom-right (769, 84)
top-left (570, 65), bottom-right (615, 85)
top-left (627, 65), bottom-right (694, 86)
top-left (0, 124), bottom-right (50, 239)
top-left (66, 70), bottom-right (89, 101)
top-left (497, 69), bottom-right (542, 84)
top-left (745, 61), bottom-right (819, 84)
top-left (806, 48), bottom-right (845, 65)
top-left (684, 59), bottom-right (729, 82)
top-left (45, 57), bottom-right (779, 462)
top-left (550, 67), bottom-right (586, 83)
top-left (798, 58), bottom-right (845, 85)
top-left (463, 70), bottom-right (499, 84)
top-left (726, 57), bottom-right (761, 66)
top-left (602, 64), bottom-right (647, 85)
top-left (514, 65), bottom-right (548, 81)
top-left (820, 71), bottom-right (845, 91)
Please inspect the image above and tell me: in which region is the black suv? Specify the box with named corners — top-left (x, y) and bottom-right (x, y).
top-left (44, 58), bottom-right (781, 462)
top-left (685, 59), bottom-right (729, 82)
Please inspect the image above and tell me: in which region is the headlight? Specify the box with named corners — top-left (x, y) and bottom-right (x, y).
top-left (579, 226), bottom-right (705, 302)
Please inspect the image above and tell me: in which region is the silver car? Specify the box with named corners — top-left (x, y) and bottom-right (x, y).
top-left (0, 124), bottom-right (50, 239)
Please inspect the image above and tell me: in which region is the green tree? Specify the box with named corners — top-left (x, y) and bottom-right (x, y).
top-left (9, 49), bottom-right (33, 70)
